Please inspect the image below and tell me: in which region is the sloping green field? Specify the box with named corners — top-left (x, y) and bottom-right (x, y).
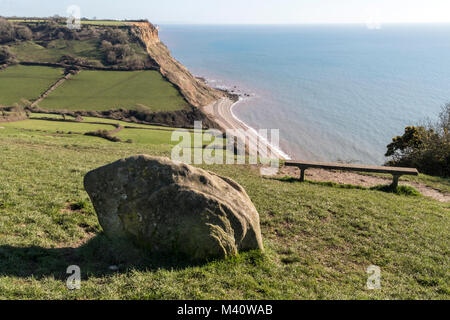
top-left (1, 116), bottom-right (225, 148)
top-left (2, 119), bottom-right (115, 134)
top-left (39, 70), bottom-right (190, 112)
top-left (8, 39), bottom-right (148, 66)
top-left (0, 65), bottom-right (63, 106)
top-left (0, 118), bottom-right (448, 300)
top-left (81, 20), bottom-right (131, 26)
top-left (9, 40), bottom-right (103, 65)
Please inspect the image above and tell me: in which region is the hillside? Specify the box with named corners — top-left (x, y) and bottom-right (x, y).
top-left (0, 18), bottom-right (223, 129)
top-left (132, 22), bottom-right (225, 108)
top-left (0, 116), bottom-right (449, 299)
top-left (0, 18), bottom-right (448, 300)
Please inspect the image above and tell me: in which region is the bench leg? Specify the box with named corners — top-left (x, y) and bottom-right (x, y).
top-left (299, 168), bottom-right (306, 182)
top-left (391, 175), bottom-right (401, 189)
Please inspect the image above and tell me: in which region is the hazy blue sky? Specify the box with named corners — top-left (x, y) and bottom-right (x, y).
top-left (1, 0), bottom-right (450, 24)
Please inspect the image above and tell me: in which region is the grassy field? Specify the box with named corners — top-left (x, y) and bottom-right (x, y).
top-left (29, 113), bottom-right (179, 130)
top-left (39, 70), bottom-right (190, 112)
top-left (8, 39), bottom-right (148, 67)
top-left (1, 119), bottom-right (115, 135)
top-left (1, 117), bottom-right (225, 148)
top-left (9, 40), bottom-right (104, 65)
top-left (0, 119), bottom-right (448, 299)
top-left (81, 20), bottom-right (131, 26)
top-left (0, 65), bottom-right (64, 106)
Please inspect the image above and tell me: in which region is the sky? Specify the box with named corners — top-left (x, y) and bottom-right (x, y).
top-left (1, 0), bottom-right (450, 24)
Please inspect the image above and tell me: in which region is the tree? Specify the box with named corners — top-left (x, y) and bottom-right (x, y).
top-left (0, 46), bottom-right (17, 64)
top-left (101, 29), bottom-right (128, 45)
top-left (0, 18), bottom-right (15, 43)
top-left (385, 104), bottom-right (450, 177)
top-left (15, 25), bottom-right (32, 40)
top-left (123, 54), bottom-right (145, 70)
top-left (105, 50), bottom-right (117, 64)
top-left (100, 40), bottom-right (112, 50)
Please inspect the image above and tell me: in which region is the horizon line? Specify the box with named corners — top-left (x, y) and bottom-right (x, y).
top-left (3, 16), bottom-right (450, 25)
top-left (154, 21), bottom-right (450, 25)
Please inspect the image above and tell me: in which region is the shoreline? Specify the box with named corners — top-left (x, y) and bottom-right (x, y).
top-left (229, 97), bottom-right (292, 160)
top-left (195, 75), bottom-right (291, 160)
top-left (203, 97), bottom-right (291, 160)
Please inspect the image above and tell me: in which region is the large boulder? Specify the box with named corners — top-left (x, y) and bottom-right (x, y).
top-left (84, 155), bottom-right (264, 261)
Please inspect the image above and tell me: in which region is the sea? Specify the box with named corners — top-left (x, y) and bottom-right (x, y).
top-left (159, 24), bottom-right (450, 164)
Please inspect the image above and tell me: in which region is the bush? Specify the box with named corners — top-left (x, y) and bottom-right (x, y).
top-left (136, 104), bottom-right (152, 115)
top-left (0, 19), bottom-right (33, 43)
top-left (123, 54), bottom-right (145, 70)
top-left (105, 50), bottom-right (117, 64)
top-left (100, 40), bottom-right (112, 51)
top-left (385, 104), bottom-right (450, 177)
top-left (0, 46), bottom-right (17, 64)
top-left (112, 44), bottom-right (133, 59)
top-left (0, 18), bottom-right (15, 43)
top-left (101, 29), bottom-right (128, 45)
top-left (101, 41), bottom-right (142, 67)
top-left (15, 25), bottom-right (32, 40)
top-left (85, 130), bottom-right (121, 142)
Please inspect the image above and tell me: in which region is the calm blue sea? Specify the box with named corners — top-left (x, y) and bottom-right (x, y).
top-left (159, 24), bottom-right (450, 164)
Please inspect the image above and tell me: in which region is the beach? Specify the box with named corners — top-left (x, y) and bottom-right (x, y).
top-left (203, 97), bottom-right (290, 160)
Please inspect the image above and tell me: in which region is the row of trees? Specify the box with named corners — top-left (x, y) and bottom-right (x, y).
top-left (1, 18), bottom-right (149, 69)
top-left (0, 18), bottom-right (32, 43)
top-left (99, 29), bottom-right (146, 69)
top-left (386, 104), bottom-right (450, 177)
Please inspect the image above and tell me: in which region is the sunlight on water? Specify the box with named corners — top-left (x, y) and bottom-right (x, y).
top-left (160, 24), bottom-right (450, 164)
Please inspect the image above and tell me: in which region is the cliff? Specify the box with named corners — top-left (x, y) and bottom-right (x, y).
top-left (132, 22), bottom-right (225, 108)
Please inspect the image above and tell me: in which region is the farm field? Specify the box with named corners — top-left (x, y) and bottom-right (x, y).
top-left (9, 39), bottom-right (104, 65)
top-left (1, 119), bottom-right (115, 135)
top-left (8, 39), bottom-right (148, 66)
top-left (1, 117), bottom-right (226, 148)
top-left (0, 65), bottom-right (64, 106)
top-left (81, 20), bottom-right (131, 26)
top-left (29, 113), bottom-right (182, 130)
top-left (39, 70), bottom-right (190, 112)
top-left (0, 119), bottom-right (449, 299)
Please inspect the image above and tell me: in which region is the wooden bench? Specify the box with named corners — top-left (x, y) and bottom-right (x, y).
top-left (284, 160), bottom-right (419, 188)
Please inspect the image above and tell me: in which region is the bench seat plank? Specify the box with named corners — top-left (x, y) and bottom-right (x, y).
top-left (285, 160), bottom-right (419, 176)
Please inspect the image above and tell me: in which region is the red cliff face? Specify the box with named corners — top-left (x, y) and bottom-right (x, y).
top-left (132, 22), bottom-right (224, 108)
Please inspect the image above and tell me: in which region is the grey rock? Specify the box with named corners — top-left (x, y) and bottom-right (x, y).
top-left (84, 155), bottom-right (264, 261)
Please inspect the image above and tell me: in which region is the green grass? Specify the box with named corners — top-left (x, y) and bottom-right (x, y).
top-left (80, 20), bottom-right (131, 26)
top-left (39, 70), bottom-right (190, 112)
top-left (9, 39), bottom-right (104, 65)
top-left (1, 118), bottom-right (225, 148)
top-left (29, 113), bottom-right (176, 129)
top-left (0, 122), bottom-right (449, 299)
top-left (0, 119), bottom-right (115, 135)
top-left (0, 65), bottom-right (64, 106)
top-left (359, 172), bottom-right (450, 194)
top-left (8, 39), bottom-right (148, 67)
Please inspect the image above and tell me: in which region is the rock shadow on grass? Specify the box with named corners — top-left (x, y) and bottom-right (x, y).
top-left (0, 233), bottom-right (208, 280)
